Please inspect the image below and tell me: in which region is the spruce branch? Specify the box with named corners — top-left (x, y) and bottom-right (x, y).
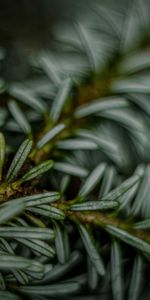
top-left (0, 0), bottom-right (150, 299)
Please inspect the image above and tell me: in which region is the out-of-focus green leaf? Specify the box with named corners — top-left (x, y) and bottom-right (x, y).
top-left (74, 98), bottom-right (129, 119)
top-left (106, 225), bottom-right (150, 255)
top-left (78, 224), bottom-right (105, 276)
top-left (54, 223), bottom-right (70, 264)
top-left (128, 255), bottom-right (144, 300)
top-left (8, 100), bottom-right (32, 136)
top-left (50, 78), bottom-right (72, 122)
top-left (0, 227), bottom-right (54, 240)
top-left (0, 254), bottom-right (44, 273)
top-left (78, 163), bottom-right (106, 197)
top-left (37, 124), bottom-right (66, 149)
top-left (19, 281), bottom-right (81, 296)
top-left (111, 240), bottom-right (123, 300)
top-left (0, 201), bottom-right (25, 225)
top-left (0, 291), bottom-right (21, 300)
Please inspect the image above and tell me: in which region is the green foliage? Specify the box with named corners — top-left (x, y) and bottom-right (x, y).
top-left (0, 0), bottom-right (150, 299)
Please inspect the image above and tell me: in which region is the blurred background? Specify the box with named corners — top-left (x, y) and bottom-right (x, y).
top-left (0, 0), bottom-right (93, 80)
top-left (0, 3), bottom-right (150, 299)
top-left (1, 0), bottom-right (146, 81)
